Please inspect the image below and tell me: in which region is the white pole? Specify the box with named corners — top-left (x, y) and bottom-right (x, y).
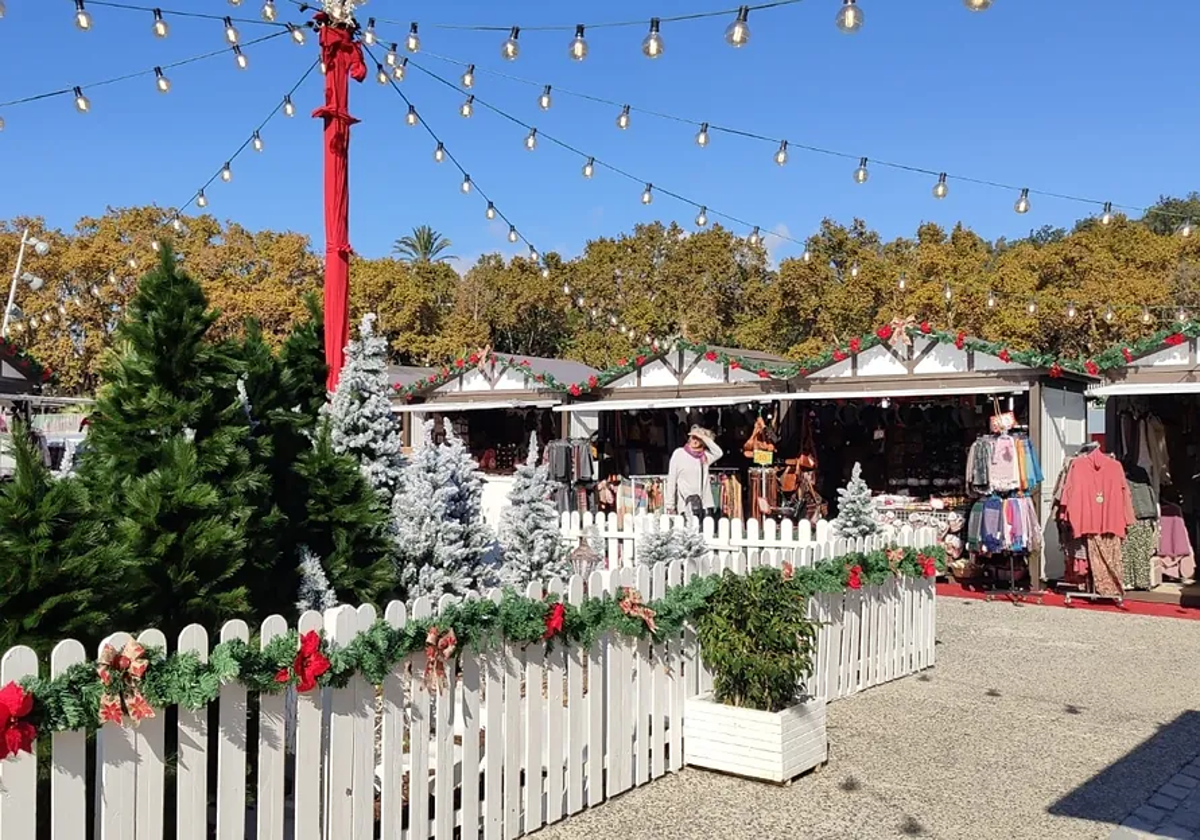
top-left (2, 227), bottom-right (30, 339)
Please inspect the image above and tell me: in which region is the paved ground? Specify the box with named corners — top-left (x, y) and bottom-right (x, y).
top-left (535, 597), bottom-right (1200, 840)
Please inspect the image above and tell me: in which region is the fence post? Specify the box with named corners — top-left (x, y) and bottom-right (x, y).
top-left (0, 645), bottom-right (38, 838)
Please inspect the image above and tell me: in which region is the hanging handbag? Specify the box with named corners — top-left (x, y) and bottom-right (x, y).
top-left (989, 396), bottom-right (1016, 434)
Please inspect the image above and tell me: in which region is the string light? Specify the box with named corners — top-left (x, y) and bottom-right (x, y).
top-left (1140, 306), bottom-right (1153, 325)
top-left (224, 17), bottom-right (240, 45)
top-left (748, 226), bottom-right (761, 246)
top-left (220, 161), bottom-right (233, 182)
top-left (985, 289), bottom-right (996, 309)
top-left (1180, 221), bottom-right (1194, 238)
top-left (196, 189), bottom-right (208, 208)
top-left (524, 127), bottom-right (538, 150)
top-left (582, 157), bottom-right (595, 178)
top-left (847, 261), bottom-right (860, 279)
top-left (696, 206), bottom-right (708, 227)
top-left (252, 130), bottom-right (264, 152)
top-left (835, 0), bottom-right (863, 33)
top-left (288, 24), bottom-right (305, 45)
top-left (283, 94), bottom-right (295, 117)
top-left (261, 1), bottom-right (276, 23)
top-left (529, 246), bottom-right (540, 261)
top-left (1177, 306), bottom-right (1190, 323)
top-left (73, 87), bottom-right (90, 113)
top-left (1065, 301), bottom-right (1077, 320)
top-left (1100, 201), bottom-right (1113, 225)
top-left (1103, 305), bottom-right (1115, 323)
top-left (502, 26), bottom-right (521, 60)
top-left (485, 201), bottom-right (496, 220)
top-left (641, 183), bottom-right (654, 205)
top-left (964, 0), bottom-right (993, 10)
top-left (933, 173), bottom-right (948, 200)
top-left (570, 25), bottom-right (588, 61)
top-left (853, 157), bottom-right (869, 184)
top-left (539, 85), bottom-right (553, 110)
top-left (461, 174), bottom-right (472, 193)
top-left (564, 282), bottom-right (573, 295)
top-left (154, 67), bottom-right (171, 93)
top-left (363, 18), bottom-right (377, 46)
top-left (233, 45), bottom-right (248, 69)
top-left (616, 105), bottom-right (631, 130)
top-left (406, 105), bottom-right (418, 126)
top-left (696, 122), bottom-right (710, 147)
top-left (393, 58), bottom-right (408, 80)
top-left (172, 216), bottom-right (184, 232)
top-left (376, 64), bottom-right (389, 85)
top-left (802, 247), bottom-right (812, 263)
top-left (407, 22), bottom-right (420, 52)
top-left (508, 225), bottom-right (519, 243)
top-left (943, 283), bottom-right (953, 303)
top-left (75, 1), bottom-right (92, 31)
top-left (725, 6), bottom-right (751, 47)
top-left (897, 272), bottom-right (907, 291)
top-left (460, 95), bottom-right (474, 117)
top-left (1026, 299), bottom-right (1038, 316)
top-left (642, 18), bottom-right (664, 59)
top-left (774, 140), bottom-right (789, 166)
top-left (1014, 188), bottom-right (1031, 214)
top-left (152, 8), bottom-right (169, 38)
top-left (386, 44), bottom-right (399, 67)
top-left (461, 64), bottom-right (475, 87)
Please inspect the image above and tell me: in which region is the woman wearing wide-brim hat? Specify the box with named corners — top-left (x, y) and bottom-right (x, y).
top-left (665, 425), bottom-right (723, 518)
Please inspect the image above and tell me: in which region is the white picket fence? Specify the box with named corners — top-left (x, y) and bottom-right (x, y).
top-left (0, 536), bottom-right (937, 839)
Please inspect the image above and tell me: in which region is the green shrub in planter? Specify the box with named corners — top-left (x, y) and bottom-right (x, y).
top-left (696, 567), bottom-right (817, 713)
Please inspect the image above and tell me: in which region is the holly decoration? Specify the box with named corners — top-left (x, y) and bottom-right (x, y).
top-left (0, 336), bottom-right (51, 386)
top-left (1048, 362), bottom-right (1063, 378)
top-left (0, 682), bottom-right (36, 760)
top-left (1084, 360), bottom-right (1100, 376)
top-left (998, 349), bottom-right (1012, 363)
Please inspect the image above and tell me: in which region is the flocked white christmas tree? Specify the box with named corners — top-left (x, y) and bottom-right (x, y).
top-left (393, 419), bottom-right (497, 599)
top-left (326, 313), bottom-right (405, 505)
top-left (296, 545), bottom-right (338, 613)
top-left (833, 461), bottom-right (881, 539)
top-left (499, 432), bottom-right (570, 588)
top-left (636, 523), bottom-right (710, 568)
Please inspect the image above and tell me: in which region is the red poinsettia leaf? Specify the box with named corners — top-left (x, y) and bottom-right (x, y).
top-left (298, 630), bottom-right (321, 658)
top-left (275, 668), bottom-right (291, 684)
top-left (635, 355), bottom-right (646, 366)
top-left (587, 375), bottom-right (599, 388)
top-left (876, 325), bottom-right (893, 341)
top-left (0, 682), bottom-right (32, 719)
top-left (704, 351), bottom-right (718, 362)
top-left (3, 721), bottom-right (35, 757)
top-left (455, 359), bottom-right (465, 368)
top-left (920, 321), bottom-right (932, 334)
top-left (543, 602), bottom-right (566, 640)
top-left (730, 360), bottom-right (741, 369)
top-left (757, 369), bottom-right (770, 379)
top-left (849, 338), bottom-right (861, 353)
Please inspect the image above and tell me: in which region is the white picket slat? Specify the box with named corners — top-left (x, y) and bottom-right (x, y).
top-left (293, 611), bottom-right (323, 840)
top-left (483, 591), bottom-right (504, 840)
top-left (634, 565), bottom-right (652, 787)
top-left (381, 601), bottom-right (408, 840)
top-left (545, 577), bottom-right (567, 825)
top-left (176, 625), bottom-right (209, 840)
top-left (459, 638), bottom-right (483, 839)
top-left (585, 570), bottom-right (605, 808)
top-left (136, 628), bottom-right (167, 840)
top-left (435, 593), bottom-right (458, 840)
top-left (409, 597), bottom-right (434, 840)
top-left (50, 640), bottom-right (87, 840)
top-left (98, 632), bottom-right (136, 840)
top-left (217, 620), bottom-right (249, 840)
top-left (353, 604), bottom-right (377, 840)
top-left (523, 580), bottom-right (545, 831)
top-left (256, 616), bottom-right (288, 840)
top-left (565, 575), bottom-right (586, 816)
top-left (0, 645), bottom-right (38, 839)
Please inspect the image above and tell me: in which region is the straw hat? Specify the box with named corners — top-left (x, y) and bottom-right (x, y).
top-left (688, 425), bottom-right (716, 450)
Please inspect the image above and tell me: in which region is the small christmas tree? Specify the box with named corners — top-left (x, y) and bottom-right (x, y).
top-left (326, 313), bottom-right (405, 505)
top-left (499, 432), bottom-right (569, 588)
top-left (636, 524), bottom-right (710, 568)
top-left (296, 545), bottom-right (338, 613)
top-left (833, 462), bottom-right (881, 539)
top-left (394, 419), bottom-right (497, 600)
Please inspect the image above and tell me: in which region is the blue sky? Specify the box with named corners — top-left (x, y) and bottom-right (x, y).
top-left (1, 1), bottom-right (1196, 269)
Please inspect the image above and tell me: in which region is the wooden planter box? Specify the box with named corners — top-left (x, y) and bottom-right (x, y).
top-left (683, 693), bottom-right (827, 783)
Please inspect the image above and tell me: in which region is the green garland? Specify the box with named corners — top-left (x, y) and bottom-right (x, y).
top-left (13, 545), bottom-right (945, 737)
top-left (0, 335), bottom-right (51, 385)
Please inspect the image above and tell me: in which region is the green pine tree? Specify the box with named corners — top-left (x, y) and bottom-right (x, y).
top-left (0, 425), bottom-right (131, 655)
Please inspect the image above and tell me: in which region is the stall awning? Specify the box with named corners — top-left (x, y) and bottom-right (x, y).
top-left (1086, 381), bottom-right (1200, 398)
top-left (395, 399), bottom-right (559, 413)
top-left (776, 382), bottom-right (1029, 401)
top-left (554, 394), bottom-right (775, 412)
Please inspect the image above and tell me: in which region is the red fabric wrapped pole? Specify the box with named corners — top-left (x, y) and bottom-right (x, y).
top-left (312, 18), bottom-right (366, 390)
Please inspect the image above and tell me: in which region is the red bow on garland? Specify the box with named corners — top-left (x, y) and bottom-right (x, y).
top-left (543, 602), bottom-right (566, 640)
top-left (0, 682), bottom-right (36, 759)
top-left (275, 630), bottom-right (331, 693)
top-left (847, 565), bottom-right (864, 590)
top-left (782, 561), bottom-right (795, 581)
top-left (918, 553), bottom-right (938, 578)
top-left (618, 587), bottom-right (657, 634)
top-left (424, 626), bottom-right (458, 692)
top-left (97, 640), bottom-right (154, 726)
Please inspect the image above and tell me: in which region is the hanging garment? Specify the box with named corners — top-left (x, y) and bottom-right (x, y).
top-left (1158, 504), bottom-right (1193, 557)
top-left (1157, 551), bottom-right (1196, 582)
top-left (981, 497), bottom-right (1005, 553)
top-left (1021, 438), bottom-right (1044, 488)
top-left (1140, 415), bottom-right (1170, 492)
top-left (989, 436), bottom-right (1020, 492)
top-left (1086, 534), bottom-right (1125, 597)
top-left (967, 500), bottom-right (985, 553)
top-left (1060, 449), bottom-right (1136, 539)
top-left (1122, 463), bottom-right (1158, 520)
top-left (1122, 519), bottom-right (1158, 590)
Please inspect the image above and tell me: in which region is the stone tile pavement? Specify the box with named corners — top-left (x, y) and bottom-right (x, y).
top-left (1111, 759), bottom-right (1200, 839)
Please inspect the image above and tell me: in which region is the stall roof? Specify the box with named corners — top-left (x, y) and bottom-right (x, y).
top-left (396, 398), bottom-right (560, 413)
top-left (394, 352), bottom-right (600, 403)
top-left (1087, 381), bottom-right (1200, 398)
top-left (555, 393), bottom-right (776, 412)
top-left (388, 365), bottom-right (437, 388)
top-left (1084, 331), bottom-right (1200, 398)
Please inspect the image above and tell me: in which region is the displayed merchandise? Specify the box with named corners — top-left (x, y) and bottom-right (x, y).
top-left (1156, 502), bottom-right (1196, 581)
top-left (545, 438), bottom-right (598, 514)
top-left (1053, 444), bottom-right (1135, 602)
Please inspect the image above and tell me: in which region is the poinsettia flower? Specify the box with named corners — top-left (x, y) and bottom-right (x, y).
top-left (127, 692), bottom-right (155, 722)
top-left (920, 321), bottom-right (932, 334)
top-left (849, 338), bottom-right (862, 353)
top-left (704, 351), bottom-right (718, 362)
top-left (1165, 333), bottom-right (1186, 346)
top-left (569, 384), bottom-right (582, 397)
top-left (757, 369), bottom-right (770, 379)
top-left (730, 360), bottom-right (741, 369)
top-left (0, 682), bottom-right (36, 760)
top-left (616, 358), bottom-right (627, 367)
top-left (832, 350), bottom-right (847, 362)
top-left (99, 696), bottom-right (124, 726)
top-left (587, 375), bottom-right (599, 388)
top-left (468, 352), bottom-right (480, 364)
top-left (454, 358), bottom-right (465, 368)
top-left (1122, 347), bottom-right (1134, 363)
top-left (1084, 360), bottom-right (1100, 376)
top-left (635, 355), bottom-right (646, 366)
top-left (427, 375), bottom-right (437, 383)
top-left (1048, 363), bottom-right (1063, 378)
top-left (998, 349), bottom-right (1011, 363)
top-left (876, 325), bottom-right (893, 341)
top-left (954, 331), bottom-right (966, 350)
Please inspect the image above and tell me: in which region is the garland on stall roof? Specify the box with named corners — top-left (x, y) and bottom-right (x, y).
top-left (0, 544), bottom-right (945, 753)
top-left (0, 336), bottom-right (52, 384)
top-left (1082, 321), bottom-right (1200, 374)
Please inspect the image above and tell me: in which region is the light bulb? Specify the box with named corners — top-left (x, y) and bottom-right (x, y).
top-left (320, 62), bottom-right (327, 74)
top-left (641, 183), bottom-right (654, 205)
top-left (221, 162), bottom-right (232, 182)
top-left (802, 247), bottom-right (812, 263)
top-left (501, 26), bottom-right (520, 60)
top-left (1104, 305), bottom-right (1115, 323)
top-left (508, 226), bottom-right (519, 244)
top-left (774, 140), bottom-right (789, 166)
top-left (529, 247), bottom-right (540, 261)
top-left (0, 116), bottom-right (5, 132)
top-left (620, 325), bottom-right (628, 335)
top-left (963, 0), bottom-right (993, 10)
top-left (406, 105), bottom-right (418, 126)
top-left (406, 22), bottom-right (420, 52)
top-left (73, 87), bottom-right (90, 113)
top-left (539, 85), bottom-right (552, 110)
top-left (582, 157), bottom-right (595, 179)
top-left (1141, 306), bottom-right (1153, 324)
top-left (642, 18), bottom-right (664, 58)
top-left (376, 64), bottom-right (388, 85)
top-left (696, 122), bottom-right (710, 147)
top-left (224, 16), bottom-right (239, 44)
top-left (933, 173), bottom-right (949, 199)
top-left (75, 1), bottom-right (92, 31)
top-left (1177, 307), bottom-right (1190, 323)
top-left (1100, 202), bottom-right (1113, 226)
top-left (229, 0), bottom-right (243, 5)
top-left (152, 8), bottom-right (169, 38)
top-left (485, 202), bottom-right (496, 220)
top-left (608, 314), bottom-right (619, 326)
top-left (172, 216), bottom-right (184, 232)
top-left (261, 1), bottom-right (276, 22)
top-left (151, 240), bottom-right (161, 253)
top-left (283, 95), bottom-right (295, 117)
top-left (363, 18), bottom-right (377, 46)
top-left (1014, 188), bottom-right (1031, 214)
top-left (524, 128), bottom-right (538, 151)
top-left (386, 44), bottom-right (398, 67)
top-left (393, 58), bottom-right (407, 80)
top-left (569, 24), bottom-right (588, 61)
top-left (433, 142), bottom-right (445, 163)
top-left (853, 157), bottom-right (869, 184)
top-left (154, 67), bottom-right (171, 93)
top-left (288, 23), bottom-right (305, 45)
top-left (460, 95), bottom-right (474, 117)
top-left (1026, 299), bottom-right (1038, 315)
top-left (252, 131), bottom-right (264, 152)
top-left (849, 262), bottom-right (860, 279)
top-left (835, 0), bottom-right (863, 33)
top-left (897, 273), bottom-right (907, 291)
top-left (725, 6), bottom-right (751, 47)
top-left (233, 45), bottom-right (248, 69)
top-left (616, 105), bottom-right (631, 130)
top-left (986, 290), bottom-right (996, 309)
top-left (58, 304), bottom-right (68, 316)
top-left (1180, 221), bottom-right (1194, 238)
top-left (1066, 301), bottom-right (1077, 320)
top-left (748, 226), bottom-right (761, 246)
top-left (590, 306), bottom-right (599, 318)
top-left (944, 283), bottom-right (954, 303)
top-left (461, 64), bottom-right (475, 88)
top-left (696, 207), bottom-right (708, 227)
top-left (564, 283), bottom-right (573, 295)
top-left (461, 175), bottom-right (472, 194)
top-left (197, 189), bottom-right (208, 208)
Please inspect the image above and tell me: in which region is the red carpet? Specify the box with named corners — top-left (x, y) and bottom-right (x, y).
top-left (937, 580), bottom-right (1200, 621)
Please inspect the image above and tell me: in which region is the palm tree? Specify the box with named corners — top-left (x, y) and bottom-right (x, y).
top-left (392, 225), bottom-right (456, 264)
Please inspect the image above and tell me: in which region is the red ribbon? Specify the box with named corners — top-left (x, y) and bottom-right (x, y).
top-left (423, 626), bottom-right (458, 692)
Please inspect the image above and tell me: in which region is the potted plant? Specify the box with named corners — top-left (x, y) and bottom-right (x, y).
top-left (685, 566), bottom-right (826, 783)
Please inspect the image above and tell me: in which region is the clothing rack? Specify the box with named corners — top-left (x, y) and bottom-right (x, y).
top-left (1054, 443), bottom-right (1127, 608)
